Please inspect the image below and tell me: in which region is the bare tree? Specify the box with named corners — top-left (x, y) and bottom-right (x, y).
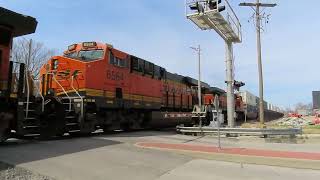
top-left (294, 102), bottom-right (313, 112)
top-left (284, 107), bottom-right (293, 114)
top-left (11, 38), bottom-right (56, 79)
top-left (306, 103), bottom-right (313, 110)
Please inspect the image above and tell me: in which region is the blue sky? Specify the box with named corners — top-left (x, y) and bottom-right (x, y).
top-left (1, 0), bottom-right (319, 109)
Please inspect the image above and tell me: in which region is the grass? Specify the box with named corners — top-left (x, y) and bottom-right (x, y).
top-left (241, 123), bottom-right (290, 129)
top-left (303, 125), bottom-right (320, 134)
top-left (241, 122), bottom-right (320, 134)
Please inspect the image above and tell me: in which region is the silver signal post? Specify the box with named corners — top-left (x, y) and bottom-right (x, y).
top-left (213, 95), bottom-right (221, 149)
top-left (190, 45), bottom-right (203, 129)
top-left (186, 0), bottom-right (242, 127)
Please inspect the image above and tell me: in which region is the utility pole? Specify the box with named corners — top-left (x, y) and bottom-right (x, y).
top-left (24, 39), bottom-right (32, 94)
top-left (191, 45), bottom-right (202, 128)
top-left (226, 42), bottom-right (235, 127)
top-left (239, 0), bottom-right (276, 126)
top-left (27, 39), bottom-right (32, 69)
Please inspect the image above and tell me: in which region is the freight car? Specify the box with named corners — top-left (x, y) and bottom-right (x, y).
top-left (239, 90), bottom-right (284, 120)
top-left (0, 7), bottom-right (39, 142)
top-left (0, 7), bottom-right (67, 142)
top-left (239, 91), bottom-right (258, 119)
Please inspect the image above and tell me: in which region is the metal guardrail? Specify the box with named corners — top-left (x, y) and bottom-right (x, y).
top-left (176, 126), bottom-right (302, 136)
top-left (32, 77), bottom-right (45, 112)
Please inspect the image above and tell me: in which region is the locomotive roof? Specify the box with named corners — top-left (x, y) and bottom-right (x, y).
top-left (166, 72), bottom-right (184, 83)
top-left (208, 87), bottom-right (226, 95)
top-left (0, 7), bottom-right (38, 37)
top-left (183, 76), bottom-right (210, 89)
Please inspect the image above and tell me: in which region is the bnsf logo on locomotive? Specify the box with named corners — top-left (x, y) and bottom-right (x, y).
top-left (107, 70), bottom-right (124, 81)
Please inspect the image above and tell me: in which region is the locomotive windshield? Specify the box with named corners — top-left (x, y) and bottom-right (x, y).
top-left (64, 51), bottom-right (78, 59)
top-left (64, 49), bottom-right (104, 61)
top-left (78, 50), bottom-right (104, 61)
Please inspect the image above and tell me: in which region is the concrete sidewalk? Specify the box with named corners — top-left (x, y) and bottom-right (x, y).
top-left (157, 159), bottom-right (320, 180)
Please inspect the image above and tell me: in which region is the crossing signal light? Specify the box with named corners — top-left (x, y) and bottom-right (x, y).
top-left (208, 0), bottom-right (221, 9)
top-left (234, 80), bottom-right (245, 91)
top-left (189, 2), bottom-right (199, 10)
top-left (189, 2), bottom-right (204, 13)
top-left (208, 0), bottom-right (225, 12)
top-left (218, 6), bottom-right (226, 12)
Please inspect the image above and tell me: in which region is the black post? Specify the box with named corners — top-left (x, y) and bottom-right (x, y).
top-left (17, 63), bottom-right (25, 98)
top-left (42, 74), bottom-right (46, 96)
top-left (6, 61), bottom-right (13, 99)
top-left (46, 73), bottom-right (50, 96)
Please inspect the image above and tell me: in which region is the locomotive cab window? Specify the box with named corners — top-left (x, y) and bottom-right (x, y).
top-left (131, 56), bottom-right (139, 71)
top-left (160, 68), bottom-right (166, 79)
top-left (144, 61), bottom-right (154, 75)
top-left (130, 56), bottom-right (147, 73)
top-left (154, 65), bottom-right (161, 79)
top-left (138, 59), bottom-right (144, 72)
top-left (78, 49), bottom-right (104, 61)
top-left (109, 52), bottom-right (127, 68)
top-left (64, 51), bottom-right (78, 59)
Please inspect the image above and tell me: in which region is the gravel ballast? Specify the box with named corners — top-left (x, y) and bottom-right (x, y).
top-left (0, 161), bottom-right (55, 180)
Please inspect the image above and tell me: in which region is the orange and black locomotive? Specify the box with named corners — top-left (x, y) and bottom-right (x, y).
top-left (39, 41), bottom-right (241, 134)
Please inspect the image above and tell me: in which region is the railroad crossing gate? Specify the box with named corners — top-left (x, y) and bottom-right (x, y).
top-left (185, 0), bottom-right (242, 43)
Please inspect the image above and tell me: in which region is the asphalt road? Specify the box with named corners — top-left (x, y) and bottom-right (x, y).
top-left (0, 130), bottom-right (319, 180)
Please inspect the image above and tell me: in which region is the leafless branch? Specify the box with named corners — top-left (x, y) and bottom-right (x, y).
top-left (11, 38), bottom-right (57, 79)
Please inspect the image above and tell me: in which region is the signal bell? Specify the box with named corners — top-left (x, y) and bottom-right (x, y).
top-left (234, 81), bottom-right (245, 91)
top-left (208, 0), bottom-right (225, 12)
top-left (189, 2), bottom-right (204, 13)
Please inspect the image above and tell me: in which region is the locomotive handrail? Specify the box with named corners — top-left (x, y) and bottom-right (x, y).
top-left (31, 76), bottom-right (45, 112)
top-left (71, 75), bottom-right (84, 120)
top-left (47, 72), bottom-right (72, 111)
top-left (25, 68), bottom-right (30, 118)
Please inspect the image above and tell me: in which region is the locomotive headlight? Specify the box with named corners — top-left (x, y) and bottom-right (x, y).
top-left (82, 42), bottom-right (97, 48)
top-left (53, 59), bottom-right (58, 70)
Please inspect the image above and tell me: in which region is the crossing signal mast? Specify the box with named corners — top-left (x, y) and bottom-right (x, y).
top-left (185, 0), bottom-right (242, 127)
